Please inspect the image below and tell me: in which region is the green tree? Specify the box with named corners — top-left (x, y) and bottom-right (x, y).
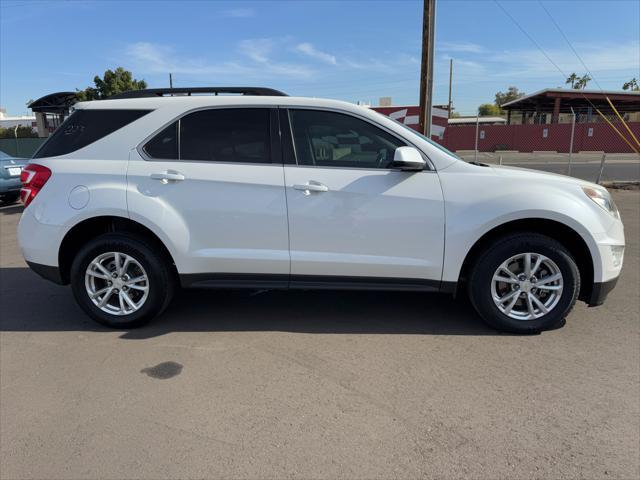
top-left (574, 74), bottom-right (591, 90)
top-left (478, 103), bottom-right (501, 116)
top-left (0, 125), bottom-right (38, 139)
top-left (622, 78), bottom-right (639, 91)
top-left (494, 86), bottom-right (524, 108)
top-left (76, 67), bottom-right (147, 101)
top-left (565, 73), bottom-right (579, 88)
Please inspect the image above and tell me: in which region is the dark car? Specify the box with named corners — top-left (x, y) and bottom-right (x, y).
top-left (0, 150), bottom-right (27, 204)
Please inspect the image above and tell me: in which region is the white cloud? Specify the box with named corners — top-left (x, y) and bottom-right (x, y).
top-left (238, 38), bottom-right (274, 63)
top-left (438, 41), bottom-right (485, 53)
top-left (435, 40), bottom-right (639, 87)
top-left (489, 41), bottom-right (640, 79)
top-left (124, 41), bottom-right (314, 79)
top-left (221, 8), bottom-right (255, 18)
top-left (433, 40), bottom-right (640, 114)
top-left (295, 43), bottom-right (337, 65)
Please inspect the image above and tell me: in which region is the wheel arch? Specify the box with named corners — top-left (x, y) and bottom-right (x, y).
top-left (456, 218), bottom-right (595, 303)
top-left (58, 215), bottom-right (178, 284)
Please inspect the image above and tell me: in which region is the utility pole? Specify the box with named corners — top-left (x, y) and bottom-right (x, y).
top-left (447, 58), bottom-right (453, 119)
top-left (419, 0), bottom-right (436, 137)
top-left (474, 113), bottom-right (480, 162)
top-left (169, 73), bottom-right (173, 89)
top-left (568, 107), bottom-right (576, 176)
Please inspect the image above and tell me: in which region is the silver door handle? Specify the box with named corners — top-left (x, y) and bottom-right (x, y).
top-left (293, 181), bottom-right (329, 194)
top-left (150, 171), bottom-right (185, 183)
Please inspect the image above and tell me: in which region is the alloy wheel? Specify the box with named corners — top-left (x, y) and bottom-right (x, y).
top-left (490, 252), bottom-right (563, 321)
top-left (85, 251), bottom-right (149, 316)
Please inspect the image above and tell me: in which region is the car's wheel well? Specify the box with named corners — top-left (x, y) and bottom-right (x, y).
top-left (58, 216), bottom-right (177, 285)
top-left (458, 218), bottom-right (594, 302)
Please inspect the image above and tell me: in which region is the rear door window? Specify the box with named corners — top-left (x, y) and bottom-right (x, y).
top-left (180, 108), bottom-right (271, 163)
top-left (143, 122), bottom-right (178, 160)
top-left (33, 109), bottom-right (150, 158)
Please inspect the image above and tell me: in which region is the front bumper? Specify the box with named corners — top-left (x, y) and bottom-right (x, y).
top-left (583, 213), bottom-right (623, 307)
top-left (26, 261), bottom-right (64, 285)
top-left (587, 276), bottom-right (619, 307)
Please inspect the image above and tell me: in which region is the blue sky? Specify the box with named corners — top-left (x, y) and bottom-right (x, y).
top-left (1, 0), bottom-right (639, 116)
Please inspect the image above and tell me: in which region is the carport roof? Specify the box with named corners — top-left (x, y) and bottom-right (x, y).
top-left (28, 92), bottom-right (77, 113)
top-left (500, 88), bottom-right (640, 114)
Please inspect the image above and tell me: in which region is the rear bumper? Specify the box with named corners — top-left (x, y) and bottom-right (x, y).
top-left (587, 276), bottom-right (619, 307)
top-left (18, 206), bottom-right (67, 266)
top-left (26, 261), bottom-right (65, 285)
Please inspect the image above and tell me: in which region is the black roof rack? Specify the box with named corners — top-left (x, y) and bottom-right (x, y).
top-left (108, 87), bottom-right (288, 100)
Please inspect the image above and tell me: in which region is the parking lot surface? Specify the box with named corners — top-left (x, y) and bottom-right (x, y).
top-left (1, 192), bottom-right (639, 480)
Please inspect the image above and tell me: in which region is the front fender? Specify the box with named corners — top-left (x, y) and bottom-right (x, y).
top-left (439, 165), bottom-right (610, 284)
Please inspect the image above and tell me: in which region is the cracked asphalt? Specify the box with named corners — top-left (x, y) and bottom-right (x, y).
top-left (1, 192), bottom-right (639, 479)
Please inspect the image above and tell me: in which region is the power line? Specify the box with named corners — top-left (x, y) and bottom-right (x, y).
top-left (494, 0), bottom-right (638, 154)
top-left (537, 0), bottom-right (604, 91)
top-left (493, 0), bottom-right (569, 80)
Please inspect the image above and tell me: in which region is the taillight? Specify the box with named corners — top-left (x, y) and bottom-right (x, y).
top-left (20, 164), bottom-right (52, 207)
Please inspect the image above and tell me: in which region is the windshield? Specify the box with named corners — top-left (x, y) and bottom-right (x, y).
top-left (387, 116), bottom-right (462, 161)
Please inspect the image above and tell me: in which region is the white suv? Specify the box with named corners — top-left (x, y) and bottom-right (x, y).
top-left (18, 87), bottom-right (625, 333)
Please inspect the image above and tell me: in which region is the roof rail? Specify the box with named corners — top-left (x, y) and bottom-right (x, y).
top-left (108, 87), bottom-right (288, 100)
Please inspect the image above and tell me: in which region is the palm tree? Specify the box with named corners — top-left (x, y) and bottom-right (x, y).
top-left (565, 73), bottom-right (578, 88)
top-left (575, 74), bottom-right (591, 90)
top-left (622, 78), bottom-right (639, 91)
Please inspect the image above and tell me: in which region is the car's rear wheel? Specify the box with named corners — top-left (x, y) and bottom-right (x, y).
top-left (468, 233), bottom-right (580, 333)
top-left (70, 233), bottom-right (175, 328)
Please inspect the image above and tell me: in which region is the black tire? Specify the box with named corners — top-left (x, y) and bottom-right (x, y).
top-left (70, 233), bottom-right (175, 328)
top-left (0, 192), bottom-right (20, 205)
top-left (468, 232), bottom-right (580, 334)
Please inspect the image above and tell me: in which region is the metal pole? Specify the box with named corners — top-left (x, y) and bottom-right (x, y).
top-left (447, 58), bottom-right (453, 119)
top-left (169, 73), bottom-right (173, 88)
top-left (474, 113), bottom-right (480, 162)
top-left (13, 125), bottom-right (19, 157)
top-left (568, 107), bottom-right (576, 176)
top-left (499, 155), bottom-right (503, 165)
top-left (419, 0), bottom-right (436, 137)
top-left (596, 153), bottom-right (606, 184)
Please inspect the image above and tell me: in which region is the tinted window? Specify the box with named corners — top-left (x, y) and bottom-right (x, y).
top-left (180, 108), bottom-right (270, 163)
top-left (389, 116), bottom-right (459, 161)
top-left (144, 122), bottom-right (178, 159)
top-left (33, 109), bottom-right (150, 159)
top-left (289, 109), bottom-right (405, 168)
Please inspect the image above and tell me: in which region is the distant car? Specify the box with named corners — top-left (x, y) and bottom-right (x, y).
top-left (17, 87), bottom-right (625, 333)
top-left (0, 150), bottom-right (27, 204)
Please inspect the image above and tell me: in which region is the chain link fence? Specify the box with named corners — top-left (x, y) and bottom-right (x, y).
top-left (0, 138), bottom-right (45, 158)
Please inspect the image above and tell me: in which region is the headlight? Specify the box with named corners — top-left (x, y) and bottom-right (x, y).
top-left (582, 186), bottom-right (620, 219)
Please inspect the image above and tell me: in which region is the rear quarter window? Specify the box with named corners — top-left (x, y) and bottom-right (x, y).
top-left (33, 109), bottom-right (151, 158)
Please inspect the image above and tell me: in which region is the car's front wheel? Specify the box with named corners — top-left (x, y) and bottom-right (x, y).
top-left (70, 233), bottom-right (175, 328)
top-left (468, 233), bottom-right (580, 333)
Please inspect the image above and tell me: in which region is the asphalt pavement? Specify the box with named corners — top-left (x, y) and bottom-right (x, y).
top-left (1, 192), bottom-right (639, 479)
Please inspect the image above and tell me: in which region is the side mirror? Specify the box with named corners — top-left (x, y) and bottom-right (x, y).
top-left (391, 146), bottom-right (426, 171)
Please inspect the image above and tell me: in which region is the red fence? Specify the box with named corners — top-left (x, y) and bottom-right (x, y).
top-left (371, 106), bottom-right (639, 154)
top-left (441, 122), bottom-right (640, 153)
